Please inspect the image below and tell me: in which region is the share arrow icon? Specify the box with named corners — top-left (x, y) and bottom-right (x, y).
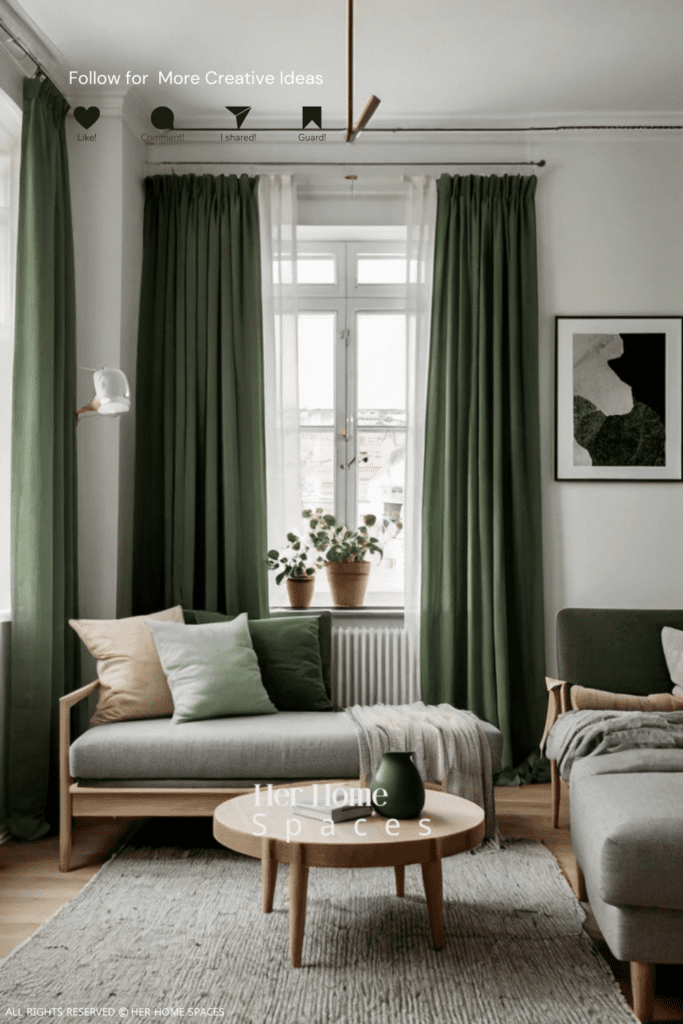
top-left (226, 106), bottom-right (251, 128)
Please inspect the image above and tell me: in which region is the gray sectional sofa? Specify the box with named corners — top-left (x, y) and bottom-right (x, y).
top-left (545, 608), bottom-right (683, 1023)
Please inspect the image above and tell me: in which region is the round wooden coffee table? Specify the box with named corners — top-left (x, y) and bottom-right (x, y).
top-left (213, 782), bottom-right (485, 967)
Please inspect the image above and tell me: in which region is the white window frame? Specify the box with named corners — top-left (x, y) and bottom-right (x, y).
top-left (0, 92), bottom-right (21, 621)
top-left (296, 240), bottom-right (407, 606)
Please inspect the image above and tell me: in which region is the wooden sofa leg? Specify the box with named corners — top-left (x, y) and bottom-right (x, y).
top-left (59, 778), bottom-right (73, 872)
top-left (551, 759), bottom-right (561, 828)
top-left (630, 961), bottom-right (654, 1022)
top-left (59, 700), bottom-right (74, 873)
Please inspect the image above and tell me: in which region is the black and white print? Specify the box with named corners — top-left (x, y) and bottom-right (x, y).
top-left (556, 317), bottom-right (682, 481)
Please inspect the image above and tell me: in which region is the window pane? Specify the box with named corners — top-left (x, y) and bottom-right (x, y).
top-left (356, 256), bottom-right (406, 285)
top-left (357, 313), bottom-right (406, 426)
top-left (357, 431), bottom-right (405, 599)
top-left (298, 257), bottom-right (336, 284)
top-left (298, 312), bottom-right (335, 426)
top-left (299, 430), bottom-right (335, 517)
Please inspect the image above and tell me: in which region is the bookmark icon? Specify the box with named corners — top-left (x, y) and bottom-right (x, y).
top-left (302, 107), bottom-right (322, 129)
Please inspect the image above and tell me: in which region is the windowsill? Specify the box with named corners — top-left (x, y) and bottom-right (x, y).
top-left (270, 606), bottom-right (404, 620)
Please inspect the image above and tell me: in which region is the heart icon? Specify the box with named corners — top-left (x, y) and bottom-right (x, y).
top-left (74, 107), bottom-right (100, 129)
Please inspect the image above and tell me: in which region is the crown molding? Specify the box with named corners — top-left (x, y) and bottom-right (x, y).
top-left (0, 0), bottom-right (68, 91)
top-left (122, 86), bottom-right (154, 139)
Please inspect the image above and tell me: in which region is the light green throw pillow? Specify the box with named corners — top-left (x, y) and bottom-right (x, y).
top-left (145, 613), bottom-right (278, 724)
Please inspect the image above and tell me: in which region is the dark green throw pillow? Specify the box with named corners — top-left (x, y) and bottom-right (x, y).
top-left (183, 611), bottom-right (334, 712)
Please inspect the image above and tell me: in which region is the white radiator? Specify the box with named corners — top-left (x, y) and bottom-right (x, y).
top-left (331, 626), bottom-right (419, 707)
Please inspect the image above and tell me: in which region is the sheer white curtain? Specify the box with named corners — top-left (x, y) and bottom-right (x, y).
top-left (403, 175), bottom-right (437, 698)
top-left (258, 175), bottom-right (301, 607)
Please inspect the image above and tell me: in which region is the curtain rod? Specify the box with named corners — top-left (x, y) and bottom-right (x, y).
top-left (363, 124), bottom-right (683, 133)
top-left (0, 17), bottom-right (50, 81)
top-left (146, 159), bottom-right (546, 167)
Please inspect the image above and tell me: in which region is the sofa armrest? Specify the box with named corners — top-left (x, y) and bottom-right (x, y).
top-left (541, 676), bottom-right (570, 752)
top-left (60, 680), bottom-right (99, 776)
top-left (60, 679), bottom-right (100, 711)
top-left (59, 681), bottom-right (99, 871)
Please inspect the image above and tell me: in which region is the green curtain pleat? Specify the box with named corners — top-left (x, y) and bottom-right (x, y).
top-left (421, 174), bottom-right (546, 775)
top-left (132, 174), bottom-right (269, 619)
top-left (8, 78), bottom-right (80, 841)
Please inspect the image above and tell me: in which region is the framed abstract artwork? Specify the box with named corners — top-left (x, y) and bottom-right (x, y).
top-left (555, 316), bottom-right (683, 481)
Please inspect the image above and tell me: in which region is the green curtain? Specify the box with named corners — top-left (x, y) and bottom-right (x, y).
top-left (421, 174), bottom-right (546, 778)
top-left (132, 174), bottom-right (269, 619)
top-left (8, 78), bottom-right (79, 841)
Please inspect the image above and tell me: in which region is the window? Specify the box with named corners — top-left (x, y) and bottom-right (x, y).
top-left (294, 240), bottom-right (407, 607)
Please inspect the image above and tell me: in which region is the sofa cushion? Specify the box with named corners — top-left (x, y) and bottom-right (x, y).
top-left (569, 685), bottom-right (683, 712)
top-left (570, 757), bottom-right (683, 912)
top-left (69, 606), bottom-right (184, 724)
top-left (184, 610), bottom-right (334, 710)
top-left (70, 711), bottom-right (505, 782)
top-left (146, 615), bottom-right (278, 723)
top-left (557, 607), bottom-right (683, 695)
top-left (662, 625), bottom-right (683, 690)
top-left (183, 611), bottom-right (333, 712)
top-left (69, 711), bottom-right (362, 780)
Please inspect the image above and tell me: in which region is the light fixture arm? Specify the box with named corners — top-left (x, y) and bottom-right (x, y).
top-left (345, 0), bottom-right (381, 143)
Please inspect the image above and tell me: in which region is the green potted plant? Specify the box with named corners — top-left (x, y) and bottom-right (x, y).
top-left (267, 532), bottom-right (324, 609)
top-left (303, 509), bottom-right (384, 608)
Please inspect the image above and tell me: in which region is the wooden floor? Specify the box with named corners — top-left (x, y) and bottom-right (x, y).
top-left (1, 784), bottom-right (681, 1021)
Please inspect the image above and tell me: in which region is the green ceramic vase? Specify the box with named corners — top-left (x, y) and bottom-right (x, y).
top-left (370, 751), bottom-right (425, 819)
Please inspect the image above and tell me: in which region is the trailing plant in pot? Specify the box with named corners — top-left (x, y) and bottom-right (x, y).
top-left (303, 509), bottom-right (384, 608)
top-left (267, 533), bottom-right (324, 609)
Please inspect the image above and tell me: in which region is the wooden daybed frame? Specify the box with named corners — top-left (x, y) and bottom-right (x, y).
top-left (59, 680), bottom-right (338, 873)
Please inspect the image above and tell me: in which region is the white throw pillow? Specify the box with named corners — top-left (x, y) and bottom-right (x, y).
top-left (661, 626), bottom-right (683, 694)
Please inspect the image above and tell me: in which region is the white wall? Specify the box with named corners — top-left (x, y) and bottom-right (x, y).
top-left (537, 135), bottom-right (683, 669)
top-left (67, 102), bottom-right (145, 678)
top-left (116, 122), bottom-right (145, 618)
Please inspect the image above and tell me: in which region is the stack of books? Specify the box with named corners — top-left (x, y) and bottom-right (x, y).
top-left (293, 787), bottom-right (372, 823)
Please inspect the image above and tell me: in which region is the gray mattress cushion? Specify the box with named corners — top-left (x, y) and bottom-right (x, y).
top-left (570, 756), bottom-right (683, 912)
top-left (70, 713), bottom-right (361, 781)
top-left (70, 710), bottom-right (503, 782)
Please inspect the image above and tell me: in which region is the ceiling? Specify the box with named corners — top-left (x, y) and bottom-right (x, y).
top-left (6, 0), bottom-right (683, 127)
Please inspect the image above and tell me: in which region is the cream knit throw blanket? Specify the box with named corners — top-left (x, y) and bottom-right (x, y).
top-left (344, 701), bottom-right (497, 841)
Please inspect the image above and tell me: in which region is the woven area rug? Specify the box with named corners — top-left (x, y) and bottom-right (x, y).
top-left (0, 839), bottom-right (635, 1024)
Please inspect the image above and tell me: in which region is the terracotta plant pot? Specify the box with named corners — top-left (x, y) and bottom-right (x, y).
top-left (325, 560), bottom-right (371, 607)
top-left (285, 574), bottom-right (316, 609)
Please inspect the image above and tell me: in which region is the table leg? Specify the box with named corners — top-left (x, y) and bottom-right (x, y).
top-left (289, 844), bottom-right (309, 968)
top-left (421, 858), bottom-right (444, 950)
top-left (261, 837), bottom-right (277, 913)
top-left (394, 864), bottom-right (405, 897)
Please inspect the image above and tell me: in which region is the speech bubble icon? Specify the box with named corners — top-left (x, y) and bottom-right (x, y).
top-left (74, 106), bottom-right (100, 129)
top-left (151, 106), bottom-right (175, 130)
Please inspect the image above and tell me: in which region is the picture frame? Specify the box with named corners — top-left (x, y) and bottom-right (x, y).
top-left (555, 316), bottom-right (683, 481)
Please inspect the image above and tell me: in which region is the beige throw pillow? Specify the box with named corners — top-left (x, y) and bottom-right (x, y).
top-left (69, 606), bottom-right (184, 724)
